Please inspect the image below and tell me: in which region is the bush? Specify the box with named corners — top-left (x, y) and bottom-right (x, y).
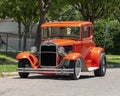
top-left (94, 19), bottom-right (120, 55)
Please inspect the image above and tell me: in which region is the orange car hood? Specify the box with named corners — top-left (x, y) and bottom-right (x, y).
top-left (44, 39), bottom-right (75, 46)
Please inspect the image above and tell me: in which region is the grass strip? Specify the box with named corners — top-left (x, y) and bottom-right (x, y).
top-left (0, 52), bottom-right (120, 72)
top-left (0, 51), bottom-right (17, 72)
top-left (106, 55), bottom-right (120, 64)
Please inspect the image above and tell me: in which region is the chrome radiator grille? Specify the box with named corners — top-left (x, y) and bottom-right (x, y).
top-left (40, 42), bottom-right (57, 66)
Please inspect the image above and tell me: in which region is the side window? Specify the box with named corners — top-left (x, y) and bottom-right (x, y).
top-left (83, 26), bottom-right (90, 38)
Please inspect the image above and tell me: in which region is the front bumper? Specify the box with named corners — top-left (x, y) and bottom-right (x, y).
top-left (17, 68), bottom-right (74, 75)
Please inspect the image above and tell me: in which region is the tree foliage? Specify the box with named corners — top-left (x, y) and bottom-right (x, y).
top-left (48, 5), bottom-right (81, 21)
top-left (67, 0), bottom-right (114, 23)
top-left (0, 0), bottom-right (5, 18)
top-left (113, 1), bottom-right (120, 23)
top-left (94, 19), bottom-right (120, 55)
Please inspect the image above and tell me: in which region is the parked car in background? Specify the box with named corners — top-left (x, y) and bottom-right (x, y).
top-left (16, 21), bottom-right (106, 80)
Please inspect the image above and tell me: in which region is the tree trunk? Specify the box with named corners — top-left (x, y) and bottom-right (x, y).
top-left (18, 21), bottom-right (22, 51)
top-left (35, 0), bottom-right (46, 51)
top-left (23, 24), bottom-right (29, 51)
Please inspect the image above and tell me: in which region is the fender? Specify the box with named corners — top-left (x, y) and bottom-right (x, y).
top-left (86, 47), bottom-right (104, 68)
top-left (63, 53), bottom-right (87, 71)
top-left (64, 53), bottom-right (83, 60)
top-left (16, 52), bottom-right (39, 68)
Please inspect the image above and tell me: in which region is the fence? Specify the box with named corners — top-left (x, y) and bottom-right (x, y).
top-left (0, 32), bottom-right (35, 53)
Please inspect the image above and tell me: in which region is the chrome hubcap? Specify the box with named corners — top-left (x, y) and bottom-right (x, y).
top-left (102, 57), bottom-right (106, 72)
top-left (75, 59), bottom-right (81, 78)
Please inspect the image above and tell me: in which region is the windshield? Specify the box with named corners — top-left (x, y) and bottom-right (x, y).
top-left (42, 27), bottom-right (81, 39)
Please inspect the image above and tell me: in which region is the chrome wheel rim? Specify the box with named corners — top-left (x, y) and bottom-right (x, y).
top-left (75, 59), bottom-right (81, 79)
top-left (102, 57), bottom-right (106, 73)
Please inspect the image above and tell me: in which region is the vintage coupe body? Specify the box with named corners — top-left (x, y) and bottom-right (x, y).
top-left (16, 21), bottom-right (106, 80)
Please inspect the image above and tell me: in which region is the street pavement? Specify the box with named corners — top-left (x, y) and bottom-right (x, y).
top-left (0, 68), bottom-right (120, 96)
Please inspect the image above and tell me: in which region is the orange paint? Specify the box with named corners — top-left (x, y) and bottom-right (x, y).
top-left (51, 39), bottom-right (75, 46)
top-left (16, 52), bottom-right (39, 68)
top-left (41, 21), bottom-right (93, 27)
top-left (64, 53), bottom-right (82, 60)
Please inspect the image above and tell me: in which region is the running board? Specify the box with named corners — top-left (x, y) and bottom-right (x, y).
top-left (88, 67), bottom-right (99, 71)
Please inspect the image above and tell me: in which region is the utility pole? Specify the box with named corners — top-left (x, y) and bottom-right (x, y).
top-left (104, 23), bottom-right (108, 49)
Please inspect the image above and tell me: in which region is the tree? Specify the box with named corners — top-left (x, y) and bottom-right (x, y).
top-left (94, 19), bottom-right (120, 55)
top-left (35, 0), bottom-right (52, 50)
top-left (67, 0), bottom-right (113, 23)
top-left (48, 5), bottom-right (82, 21)
top-left (0, 0), bottom-right (5, 19)
top-left (113, 1), bottom-right (120, 22)
top-left (2, 0), bottom-right (39, 51)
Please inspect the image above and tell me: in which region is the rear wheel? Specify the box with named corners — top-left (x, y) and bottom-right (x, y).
top-left (18, 59), bottom-right (30, 78)
top-left (70, 58), bottom-right (81, 80)
top-left (94, 52), bottom-right (106, 76)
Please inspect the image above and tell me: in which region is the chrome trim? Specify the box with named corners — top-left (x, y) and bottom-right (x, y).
top-left (17, 68), bottom-right (74, 74)
top-left (41, 41), bottom-right (58, 46)
top-left (40, 41), bottom-right (58, 67)
top-left (40, 51), bottom-right (56, 53)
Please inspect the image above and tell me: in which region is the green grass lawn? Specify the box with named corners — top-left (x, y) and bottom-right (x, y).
top-left (106, 55), bottom-right (120, 64)
top-left (0, 51), bottom-right (120, 73)
top-left (0, 51), bottom-right (18, 73)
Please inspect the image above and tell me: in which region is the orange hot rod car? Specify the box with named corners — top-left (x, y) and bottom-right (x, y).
top-left (16, 21), bottom-right (106, 80)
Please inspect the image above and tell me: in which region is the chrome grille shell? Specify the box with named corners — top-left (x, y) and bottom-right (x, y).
top-left (40, 41), bottom-right (58, 67)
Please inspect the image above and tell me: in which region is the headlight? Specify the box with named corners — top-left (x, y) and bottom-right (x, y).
top-left (58, 47), bottom-right (66, 56)
top-left (31, 46), bottom-right (37, 53)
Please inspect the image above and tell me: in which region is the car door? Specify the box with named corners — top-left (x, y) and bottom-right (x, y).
top-left (80, 24), bottom-right (95, 58)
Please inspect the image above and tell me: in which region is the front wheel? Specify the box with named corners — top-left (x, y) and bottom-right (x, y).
top-left (18, 59), bottom-right (30, 78)
top-left (19, 72), bottom-right (29, 78)
top-left (94, 52), bottom-right (106, 76)
top-left (70, 58), bottom-right (81, 80)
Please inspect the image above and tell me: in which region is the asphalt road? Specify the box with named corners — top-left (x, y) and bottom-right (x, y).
top-left (0, 68), bottom-right (120, 96)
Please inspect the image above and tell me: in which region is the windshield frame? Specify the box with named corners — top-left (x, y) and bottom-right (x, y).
top-left (41, 26), bottom-right (81, 40)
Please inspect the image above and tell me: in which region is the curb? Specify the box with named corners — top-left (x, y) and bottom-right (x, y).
top-left (0, 72), bottom-right (18, 78)
top-left (107, 64), bottom-right (120, 68)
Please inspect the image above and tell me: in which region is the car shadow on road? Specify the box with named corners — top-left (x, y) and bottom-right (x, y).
top-left (13, 74), bottom-right (95, 81)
